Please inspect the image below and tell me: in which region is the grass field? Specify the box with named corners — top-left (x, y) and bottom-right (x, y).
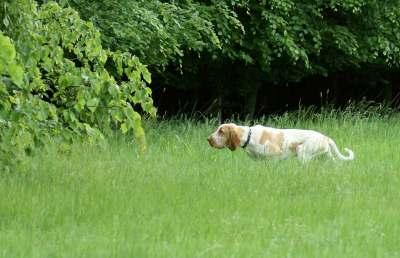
top-left (1, 111), bottom-right (400, 257)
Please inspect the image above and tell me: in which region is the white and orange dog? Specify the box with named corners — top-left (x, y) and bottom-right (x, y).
top-left (207, 123), bottom-right (354, 163)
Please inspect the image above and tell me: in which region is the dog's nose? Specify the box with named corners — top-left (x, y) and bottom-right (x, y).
top-left (207, 137), bottom-right (213, 145)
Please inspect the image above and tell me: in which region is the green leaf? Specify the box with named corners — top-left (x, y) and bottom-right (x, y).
top-left (120, 123), bottom-right (128, 134)
top-left (86, 98), bottom-right (100, 112)
top-left (8, 63), bottom-right (24, 87)
top-left (75, 94), bottom-right (86, 111)
top-left (0, 34), bottom-right (16, 62)
top-left (142, 68), bottom-right (152, 84)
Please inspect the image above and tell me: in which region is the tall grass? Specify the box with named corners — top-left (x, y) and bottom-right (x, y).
top-left (1, 110), bottom-right (400, 257)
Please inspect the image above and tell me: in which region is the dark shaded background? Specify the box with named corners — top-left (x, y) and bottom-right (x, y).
top-left (153, 64), bottom-right (400, 119)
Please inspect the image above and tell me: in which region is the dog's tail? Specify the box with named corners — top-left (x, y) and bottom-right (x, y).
top-left (328, 139), bottom-right (354, 161)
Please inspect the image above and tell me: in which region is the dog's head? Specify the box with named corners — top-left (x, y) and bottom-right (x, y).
top-left (207, 123), bottom-right (244, 151)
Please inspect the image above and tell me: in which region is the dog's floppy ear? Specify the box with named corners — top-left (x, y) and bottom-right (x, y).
top-left (226, 125), bottom-right (241, 151)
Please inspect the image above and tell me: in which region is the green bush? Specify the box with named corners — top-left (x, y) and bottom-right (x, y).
top-left (0, 1), bottom-right (156, 170)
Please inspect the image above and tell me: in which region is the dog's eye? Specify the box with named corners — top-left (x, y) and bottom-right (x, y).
top-left (218, 128), bottom-right (223, 135)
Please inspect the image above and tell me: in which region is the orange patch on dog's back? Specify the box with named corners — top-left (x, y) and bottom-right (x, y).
top-left (259, 130), bottom-right (284, 147)
top-left (259, 130), bottom-right (284, 154)
top-left (259, 131), bottom-right (270, 145)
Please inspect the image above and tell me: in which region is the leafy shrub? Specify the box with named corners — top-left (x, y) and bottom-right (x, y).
top-left (0, 1), bottom-right (156, 170)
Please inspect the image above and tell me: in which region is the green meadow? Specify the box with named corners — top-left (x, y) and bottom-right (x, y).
top-left (1, 112), bottom-right (400, 257)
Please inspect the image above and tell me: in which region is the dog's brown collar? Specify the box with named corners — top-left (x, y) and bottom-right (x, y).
top-left (241, 128), bottom-right (252, 149)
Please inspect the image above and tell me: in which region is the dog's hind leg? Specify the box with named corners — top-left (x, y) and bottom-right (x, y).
top-left (296, 144), bottom-right (313, 163)
top-left (327, 149), bottom-right (336, 160)
top-left (297, 140), bottom-right (328, 163)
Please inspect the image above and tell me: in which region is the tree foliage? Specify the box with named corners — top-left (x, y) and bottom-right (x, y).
top-left (188, 0), bottom-right (400, 81)
top-left (61, 0), bottom-right (400, 78)
top-left (62, 0), bottom-right (400, 119)
top-left (0, 1), bottom-right (156, 169)
top-left (62, 0), bottom-right (236, 67)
